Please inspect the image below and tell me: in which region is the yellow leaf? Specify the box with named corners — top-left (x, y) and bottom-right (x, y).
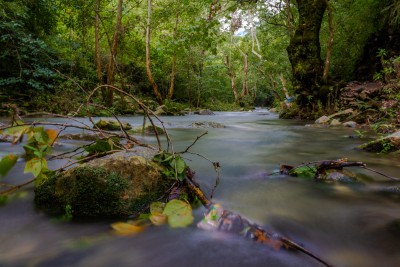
top-left (46, 129), bottom-right (58, 145)
top-left (149, 214), bottom-right (168, 226)
top-left (24, 157), bottom-right (47, 177)
top-left (111, 222), bottom-right (145, 236)
top-left (3, 126), bottom-right (30, 144)
top-left (150, 201), bottom-right (165, 215)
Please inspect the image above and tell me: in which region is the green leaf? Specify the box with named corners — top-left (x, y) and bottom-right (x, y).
top-left (0, 195), bottom-right (8, 206)
top-left (175, 157), bottom-right (187, 174)
top-left (33, 127), bottom-right (48, 144)
top-left (163, 199), bottom-right (194, 228)
top-left (0, 154), bottom-right (18, 177)
top-left (24, 157), bottom-right (47, 177)
top-left (84, 139), bottom-right (113, 154)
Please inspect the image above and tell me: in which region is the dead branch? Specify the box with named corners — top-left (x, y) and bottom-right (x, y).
top-left (184, 171), bottom-right (333, 267)
top-left (279, 158), bottom-right (399, 181)
top-left (180, 131), bottom-right (208, 153)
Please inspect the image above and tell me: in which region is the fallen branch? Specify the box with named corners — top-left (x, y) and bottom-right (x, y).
top-left (185, 168), bottom-right (333, 267)
top-left (279, 158), bottom-right (399, 181)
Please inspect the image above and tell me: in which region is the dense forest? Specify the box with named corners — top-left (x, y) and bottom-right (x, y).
top-left (1, 0), bottom-right (399, 118)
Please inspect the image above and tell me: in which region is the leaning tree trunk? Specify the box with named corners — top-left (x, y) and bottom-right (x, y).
top-left (286, 0), bottom-right (327, 112)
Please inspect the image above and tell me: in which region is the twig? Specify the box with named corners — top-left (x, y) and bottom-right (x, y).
top-left (361, 166), bottom-right (400, 181)
top-left (0, 179), bottom-right (35, 195)
top-left (180, 131), bottom-right (208, 153)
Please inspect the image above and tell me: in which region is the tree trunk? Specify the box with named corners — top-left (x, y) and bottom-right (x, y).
top-left (284, 0), bottom-right (295, 37)
top-left (323, 0), bottom-right (334, 83)
top-left (167, 6), bottom-right (180, 100)
top-left (286, 0), bottom-right (327, 111)
top-left (223, 55), bottom-right (238, 101)
top-left (95, 0), bottom-right (106, 101)
top-left (240, 52), bottom-right (249, 98)
top-left (105, 0), bottom-right (123, 107)
top-left (95, 0), bottom-right (102, 83)
top-left (146, 0), bottom-right (163, 105)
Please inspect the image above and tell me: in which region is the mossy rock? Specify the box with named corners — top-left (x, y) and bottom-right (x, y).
top-left (95, 119), bottom-right (132, 131)
top-left (129, 125), bottom-right (165, 135)
top-left (35, 151), bottom-right (174, 218)
top-left (359, 131), bottom-right (400, 153)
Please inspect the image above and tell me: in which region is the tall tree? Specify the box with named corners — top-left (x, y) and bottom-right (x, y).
top-left (167, 0), bottom-right (181, 100)
top-left (105, 0), bottom-right (124, 107)
top-left (286, 0), bottom-right (327, 112)
top-left (95, 0), bottom-right (103, 84)
top-left (146, 0), bottom-right (163, 105)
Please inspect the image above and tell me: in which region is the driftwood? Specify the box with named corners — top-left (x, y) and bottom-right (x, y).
top-left (280, 158), bottom-right (399, 181)
top-left (185, 169), bottom-right (333, 267)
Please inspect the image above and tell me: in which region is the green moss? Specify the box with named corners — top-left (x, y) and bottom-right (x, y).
top-left (35, 156), bottom-right (175, 218)
top-left (95, 119), bottom-right (132, 131)
top-left (36, 167), bottom-right (131, 217)
top-left (359, 138), bottom-right (397, 153)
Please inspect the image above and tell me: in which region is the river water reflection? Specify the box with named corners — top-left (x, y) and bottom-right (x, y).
top-left (1, 109), bottom-right (399, 267)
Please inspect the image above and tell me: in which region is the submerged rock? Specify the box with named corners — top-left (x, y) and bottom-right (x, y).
top-left (343, 121), bottom-right (357, 128)
top-left (129, 125), bottom-right (165, 135)
top-left (194, 109), bottom-right (215, 115)
top-left (95, 119), bottom-right (132, 131)
top-left (35, 149), bottom-right (174, 217)
top-left (190, 121), bottom-right (225, 128)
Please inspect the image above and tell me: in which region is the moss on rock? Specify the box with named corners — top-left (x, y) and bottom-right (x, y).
top-left (359, 131), bottom-right (400, 153)
top-left (95, 119), bottom-right (132, 131)
top-left (35, 151), bottom-right (174, 218)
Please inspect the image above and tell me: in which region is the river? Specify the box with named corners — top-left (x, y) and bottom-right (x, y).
top-left (1, 109), bottom-right (399, 267)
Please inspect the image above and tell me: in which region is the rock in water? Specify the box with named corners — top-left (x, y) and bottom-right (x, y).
top-left (95, 119), bottom-right (132, 131)
top-left (359, 131), bottom-right (400, 153)
top-left (194, 109), bottom-right (215, 115)
top-left (315, 115), bottom-right (330, 124)
top-left (35, 149), bottom-right (174, 218)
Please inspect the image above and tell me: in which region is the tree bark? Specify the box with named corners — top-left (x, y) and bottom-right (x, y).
top-left (95, 0), bottom-right (102, 84)
top-left (323, 0), bottom-right (334, 83)
top-left (104, 0), bottom-right (123, 107)
top-left (146, 0), bottom-right (163, 105)
top-left (286, 0), bottom-right (327, 110)
top-left (284, 0), bottom-right (295, 37)
top-left (223, 55), bottom-right (238, 101)
top-left (240, 52), bottom-right (249, 98)
top-left (167, 5), bottom-right (180, 100)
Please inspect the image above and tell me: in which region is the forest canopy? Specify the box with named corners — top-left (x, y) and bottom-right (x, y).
top-left (0, 0), bottom-right (399, 116)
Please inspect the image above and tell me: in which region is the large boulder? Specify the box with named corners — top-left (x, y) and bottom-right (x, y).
top-left (35, 148), bottom-right (174, 218)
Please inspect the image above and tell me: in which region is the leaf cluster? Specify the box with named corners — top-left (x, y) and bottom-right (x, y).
top-left (153, 151), bottom-right (187, 182)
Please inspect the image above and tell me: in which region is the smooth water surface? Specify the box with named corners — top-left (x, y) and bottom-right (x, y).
top-left (1, 110), bottom-right (399, 267)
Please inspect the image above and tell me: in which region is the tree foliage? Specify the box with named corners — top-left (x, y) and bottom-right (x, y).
top-left (0, 0), bottom-right (399, 114)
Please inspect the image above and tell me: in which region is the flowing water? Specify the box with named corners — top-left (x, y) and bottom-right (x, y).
top-left (1, 110), bottom-right (400, 267)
